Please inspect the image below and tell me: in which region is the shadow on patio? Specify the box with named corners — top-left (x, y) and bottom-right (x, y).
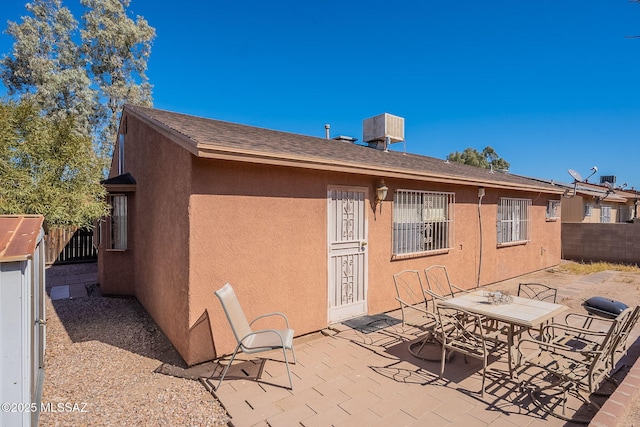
top-left (206, 306), bottom-right (614, 426)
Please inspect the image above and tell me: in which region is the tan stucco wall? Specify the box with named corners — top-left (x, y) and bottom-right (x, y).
top-left (561, 196), bottom-right (626, 223)
top-left (98, 113), bottom-right (193, 362)
top-left (186, 161), bottom-right (562, 360)
top-left (100, 116), bottom-right (562, 365)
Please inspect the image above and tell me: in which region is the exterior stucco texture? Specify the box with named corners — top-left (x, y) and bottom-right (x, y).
top-left (99, 107), bottom-right (562, 366)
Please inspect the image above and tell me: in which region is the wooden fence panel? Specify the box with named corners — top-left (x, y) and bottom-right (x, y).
top-left (44, 227), bottom-right (97, 265)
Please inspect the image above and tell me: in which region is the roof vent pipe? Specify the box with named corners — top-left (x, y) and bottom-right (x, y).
top-left (324, 124), bottom-right (330, 139)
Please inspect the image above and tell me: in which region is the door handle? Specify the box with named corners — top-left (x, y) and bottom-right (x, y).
top-left (360, 241), bottom-right (367, 247)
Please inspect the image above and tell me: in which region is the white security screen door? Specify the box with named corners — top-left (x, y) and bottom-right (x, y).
top-left (327, 187), bottom-right (368, 323)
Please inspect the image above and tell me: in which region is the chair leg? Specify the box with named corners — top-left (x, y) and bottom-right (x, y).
top-left (216, 344), bottom-right (242, 391)
top-left (481, 356), bottom-right (487, 397)
top-left (290, 345), bottom-right (297, 364)
top-left (282, 347), bottom-right (293, 390)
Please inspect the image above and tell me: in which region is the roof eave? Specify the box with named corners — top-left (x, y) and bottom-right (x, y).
top-left (125, 105), bottom-right (199, 156)
top-left (195, 145), bottom-right (564, 194)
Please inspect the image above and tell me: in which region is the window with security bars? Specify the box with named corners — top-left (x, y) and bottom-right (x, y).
top-left (393, 190), bottom-right (454, 255)
top-left (107, 194), bottom-right (127, 250)
top-left (497, 198), bottom-right (531, 244)
top-left (600, 206), bottom-right (612, 223)
top-left (584, 205), bottom-right (593, 217)
top-left (546, 200), bottom-right (560, 220)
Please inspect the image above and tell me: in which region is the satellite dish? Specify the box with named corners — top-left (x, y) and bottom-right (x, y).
top-left (568, 169), bottom-right (583, 182)
top-left (604, 181), bottom-right (614, 191)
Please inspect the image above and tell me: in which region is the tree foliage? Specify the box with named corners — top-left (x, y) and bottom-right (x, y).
top-left (447, 146), bottom-right (510, 171)
top-left (1, 0), bottom-right (155, 160)
top-left (0, 0), bottom-right (154, 228)
top-left (81, 0), bottom-right (155, 158)
top-left (0, 100), bottom-right (108, 229)
top-left (1, 0), bottom-right (96, 138)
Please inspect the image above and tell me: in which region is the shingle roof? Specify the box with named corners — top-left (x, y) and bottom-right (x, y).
top-left (124, 104), bottom-right (563, 193)
top-left (101, 172), bottom-right (136, 186)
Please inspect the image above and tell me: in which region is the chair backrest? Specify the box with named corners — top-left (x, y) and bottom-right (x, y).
top-left (436, 304), bottom-right (487, 351)
top-left (393, 270), bottom-right (430, 308)
top-left (611, 305), bottom-right (640, 365)
top-left (517, 283), bottom-right (557, 303)
top-left (215, 283), bottom-right (253, 344)
top-left (425, 265), bottom-right (455, 299)
top-left (586, 307), bottom-right (633, 391)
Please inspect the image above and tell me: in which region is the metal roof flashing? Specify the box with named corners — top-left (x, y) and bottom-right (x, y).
top-left (0, 215), bottom-right (45, 262)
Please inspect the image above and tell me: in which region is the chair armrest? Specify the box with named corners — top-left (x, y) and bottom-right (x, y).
top-left (250, 312), bottom-right (291, 329)
top-left (450, 284), bottom-right (469, 294)
top-left (563, 312), bottom-right (614, 330)
top-left (518, 336), bottom-right (603, 361)
top-left (425, 289), bottom-right (447, 301)
top-left (395, 297), bottom-right (429, 314)
top-left (542, 322), bottom-right (608, 339)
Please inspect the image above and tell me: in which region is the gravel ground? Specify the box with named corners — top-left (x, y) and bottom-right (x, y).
top-left (40, 271), bottom-right (230, 426)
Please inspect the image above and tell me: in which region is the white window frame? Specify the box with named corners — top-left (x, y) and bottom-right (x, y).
top-left (497, 198), bottom-right (531, 245)
top-left (392, 190), bottom-right (455, 256)
top-left (600, 206), bottom-right (612, 223)
top-left (546, 200), bottom-right (560, 220)
top-left (107, 194), bottom-right (127, 250)
top-left (584, 204), bottom-right (593, 217)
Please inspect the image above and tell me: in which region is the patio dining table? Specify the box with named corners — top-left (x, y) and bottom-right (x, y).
top-left (439, 290), bottom-right (569, 376)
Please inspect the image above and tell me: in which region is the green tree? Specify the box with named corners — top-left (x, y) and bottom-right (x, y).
top-left (0, 100), bottom-right (108, 229)
top-left (1, 0), bottom-right (96, 138)
top-left (447, 146), bottom-right (510, 171)
top-left (1, 0), bottom-right (156, 163)
top-left (81, 0), bottom-right (155, 158)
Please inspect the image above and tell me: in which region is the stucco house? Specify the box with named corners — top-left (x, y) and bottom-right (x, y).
top-left (97, 105), bottom-right (563, 366)
top-left (561, 180), bottom-right (634, 223)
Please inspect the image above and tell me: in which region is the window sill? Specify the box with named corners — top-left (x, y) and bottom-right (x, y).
top-left (497, 240), bottom-right (528, 248)
top-left (546, 217), bottom-right (559, 222)
top-left (391, 249), bottom-right (450, 260)
top-left (105, 248), bottom-right (127, 252)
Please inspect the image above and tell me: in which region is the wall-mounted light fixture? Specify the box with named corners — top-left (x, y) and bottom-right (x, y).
top-left (375, 179), bottom-right (388, 213)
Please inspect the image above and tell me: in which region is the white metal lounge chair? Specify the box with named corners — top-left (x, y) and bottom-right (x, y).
top-left (214, 283), bottom-right (296, 390)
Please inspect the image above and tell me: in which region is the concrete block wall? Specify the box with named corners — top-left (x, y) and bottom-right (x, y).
top-left (562, 223), bottom-right (640, 264)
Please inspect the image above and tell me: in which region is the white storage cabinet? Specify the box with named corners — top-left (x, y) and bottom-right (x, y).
top-left (0, 215), bottom-right (46, 427)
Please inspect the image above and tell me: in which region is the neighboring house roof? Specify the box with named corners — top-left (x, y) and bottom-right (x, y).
top-left (574, 186), bottom-right (627, 203)
top-left (124, 104), bottom-right (563, 194)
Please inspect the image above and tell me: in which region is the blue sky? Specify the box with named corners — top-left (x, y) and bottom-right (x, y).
top-left (2, 1), bottom-right (640, 188)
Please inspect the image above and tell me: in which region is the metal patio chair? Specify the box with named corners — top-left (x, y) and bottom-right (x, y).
top-left (518, 283), bottom-right (558, 303)
top-left (393, 270), bottom-right (450, 361)
top-left (393, 270), bottom-right (433, 326)
top-left (436, 302), bottom-right (501, 397)
top-left (214, 283), bottom-right (296, 390)
top-left (424, 265), bottom-right (467, 301)
top-left (549, 305), bottom-right (640, 371)
top-left (517, 307), bottom-right (633, 423)
top-left (517, 283), bottom-right (558, 339)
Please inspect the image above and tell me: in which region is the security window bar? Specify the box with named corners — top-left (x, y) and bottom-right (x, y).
top-left (600, 206), bottom-right (612, 223)
top-left (107, 194), bottom-right (127, 250)
top-left (546, 200), bottom-right (560, 219)
top-left (584, 205), bottom-right (593, 217)
top-left (393, 190), bottom-right (454, 255)
top-left (497, 198), bottom-right (531, 244)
